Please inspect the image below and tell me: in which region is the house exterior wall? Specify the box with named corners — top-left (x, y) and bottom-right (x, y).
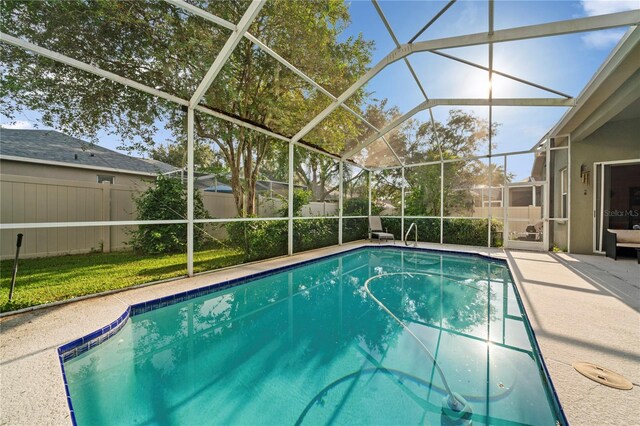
top-left (569, 118), bottom-right (640, 254)
top-left (0, 159), bottom-right (155, 186)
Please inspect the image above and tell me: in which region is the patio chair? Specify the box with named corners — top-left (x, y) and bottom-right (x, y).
top-left (368, 216), bottom-right (395, 244)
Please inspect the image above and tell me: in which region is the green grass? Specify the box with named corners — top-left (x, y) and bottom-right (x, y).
top-left (0, 247), bottom-right (244, 313)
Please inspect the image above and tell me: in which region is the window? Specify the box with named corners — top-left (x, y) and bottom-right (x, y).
top-left (97, 175), bottom-right (115, 184)
top-left (560, 168), bottom-right (568, 218)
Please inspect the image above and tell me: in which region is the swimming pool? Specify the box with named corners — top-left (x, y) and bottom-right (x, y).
top-left (60, 247), bottom-right (565, 425)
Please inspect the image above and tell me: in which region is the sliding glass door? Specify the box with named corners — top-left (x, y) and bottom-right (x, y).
top-left (593, 161), bottom-right (640, 253)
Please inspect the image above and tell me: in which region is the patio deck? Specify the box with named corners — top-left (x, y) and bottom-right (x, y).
top-left (0, 242), bottom-right (637, 425)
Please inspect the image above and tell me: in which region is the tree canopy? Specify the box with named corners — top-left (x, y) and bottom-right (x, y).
top-left (1, 1), bottom-right (510, 220)
top-left (1, 0), bottom-right (372, 215)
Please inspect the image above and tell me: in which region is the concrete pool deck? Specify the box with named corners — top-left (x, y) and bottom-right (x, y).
top-left (0, 242), bottom-right (638, 425)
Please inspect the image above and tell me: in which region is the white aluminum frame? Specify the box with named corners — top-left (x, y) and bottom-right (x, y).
top-left (294, 10), bottom-right (638, 147)
top-left (1, 1), bottom-right (638, 272)
top-left (503, 181), bottom-right (548, 251)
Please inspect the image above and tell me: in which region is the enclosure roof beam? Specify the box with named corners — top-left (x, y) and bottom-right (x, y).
top-left (189, 0), bottom-right (265, 107)
top-left (342, 98), bottom-right (575, 160)
top-left (429, 50), bottom-right (572, 98)
top-left (408, 0), bottom-right (457, 44)
top-left (369, 148), bottom-right (535, 171)
top-left (371, 0), bottom-right (457, 166)
top-left (293, 10), bottom-right (640, 144)
top-left (382, 137), bottom-right (403, 166)
top-left (0, 32), bottom-right (366, 169)
top-left (164, 0), bottom-right (236, 31)
top-left (166, 0), bottom-right (390, 160)
top-left (0, 32), bottom-right (190, 107)
top-left (372, 0), bottom-right (428, 99)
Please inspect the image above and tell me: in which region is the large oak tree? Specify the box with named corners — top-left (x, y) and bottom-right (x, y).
top-left (1, 0), bottom-right (372, 216)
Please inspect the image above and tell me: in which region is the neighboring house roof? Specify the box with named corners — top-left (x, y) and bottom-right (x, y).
top-left (0, 128), bottom-right (177, 175)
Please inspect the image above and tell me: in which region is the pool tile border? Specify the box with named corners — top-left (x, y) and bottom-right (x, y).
top-left (56, 244), bottom-right (567, 425)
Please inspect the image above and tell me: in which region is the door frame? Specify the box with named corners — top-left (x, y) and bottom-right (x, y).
top-left (504, 181), bottom-right (548, 251)
top-left (592, 159), bottom-right (640, 253)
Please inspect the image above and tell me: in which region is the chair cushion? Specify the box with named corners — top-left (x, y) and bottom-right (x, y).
top-left (373, 231), bottom-right (394, 239)
top-left (608, 229), bottom-right (640, 244)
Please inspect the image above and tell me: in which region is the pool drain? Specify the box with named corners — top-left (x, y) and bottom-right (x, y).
top-left (572, 362), bottom-right (633, 390)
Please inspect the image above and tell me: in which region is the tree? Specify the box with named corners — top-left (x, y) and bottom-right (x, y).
top-left (149, 140), bottom-right (218, 170)
top-left (129, 175), bottom-right (210, 254)
top-left (401, 109), bottom-right (503, 216)
top-left (1, 0), bottom-right (373, 216)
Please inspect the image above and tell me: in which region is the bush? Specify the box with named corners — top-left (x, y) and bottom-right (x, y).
top-left (404, 218), bottom-right (440, 243)
top-left (343, 197), bottom-right (368, 216)
top-left (343, 217), bottom-right (368, 242)
top-left (226, 220), bottom-right (288, 262)
top-left (129, 175), bottom-right (211, 254)
top-left (443, 218), bottom-right (502, 247)
top-left (294, 218), bottom-right (338, 252)
top-left (374, 218), bottom-right (500, 246)
top-left (278, 189), bottom-right (311, 217)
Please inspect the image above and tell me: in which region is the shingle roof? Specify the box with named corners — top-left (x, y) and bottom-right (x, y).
top-left (0, 129), bottom-right (177, 175)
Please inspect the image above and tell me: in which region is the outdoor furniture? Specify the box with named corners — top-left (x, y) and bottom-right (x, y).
top-left (605, 229), bottom-right (640, 263)
top-left (510, 221), bottom-right (543, 241)
top-left (368, 216), bottom-right (395, 244)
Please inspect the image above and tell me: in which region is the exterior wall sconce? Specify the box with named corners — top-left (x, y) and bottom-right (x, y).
top-left (580, 164), bottom-right (590, 186)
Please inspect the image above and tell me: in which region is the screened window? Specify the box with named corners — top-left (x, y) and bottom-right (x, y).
top-left (560, 168), bottom-right (568, 218)
top-left (97, 175), bottom-right (114, 184)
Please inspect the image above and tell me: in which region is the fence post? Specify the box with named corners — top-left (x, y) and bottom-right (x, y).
top-left (102, 181), bottom-right (111, 253)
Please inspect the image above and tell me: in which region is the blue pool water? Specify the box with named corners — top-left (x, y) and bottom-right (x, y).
top-left (62, 247), bottom-right (564, 425)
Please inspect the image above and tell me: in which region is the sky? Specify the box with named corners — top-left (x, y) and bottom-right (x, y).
top-left (1, 0), bottom-right (638, 179)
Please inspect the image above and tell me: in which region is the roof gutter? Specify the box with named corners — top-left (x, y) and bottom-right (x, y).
top-left (0, 155), bottom-right (171, 177)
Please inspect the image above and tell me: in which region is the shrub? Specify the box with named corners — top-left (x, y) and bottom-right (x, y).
top-left (443, 218), bottom-right (503, 247)
top-left (226, 220), bottom-right (288, 262)
top-left (343, 217), bottom-right (368, 242)
top-left (343, 197), bottom-right (368, 216)
top-left (130, 175), bottom-right (211, 254)
top-left (294, 218), bottom-right (338, 252)
top-left (278, 189), bottom-right (311, 217)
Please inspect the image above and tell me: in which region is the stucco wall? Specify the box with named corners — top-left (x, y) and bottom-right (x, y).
top-left (570, 118), bottom-right (640, 254)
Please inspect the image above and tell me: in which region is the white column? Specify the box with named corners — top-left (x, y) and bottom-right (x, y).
top-left (401, 166), bottom-right (405, 241)
top-left (488, 157), bottom-right (492, 248)
top-left (288, 142), bottom-right (294, 255)
top-left (187, 108), bottom-right (194, 276)
top-left (544, 140), bottom-right (551, 250)
top-left (440, 162), bottom-right (444, 244)
top-left (567, 136), bottom-right (572, 252)
top-left (368, 171), bottom-right (372, 217)
top-left (338, 161), bottom-right (343, 245)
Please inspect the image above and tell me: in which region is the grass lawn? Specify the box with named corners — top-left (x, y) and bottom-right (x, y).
top-left (0, 247), bottom-right (244, 313)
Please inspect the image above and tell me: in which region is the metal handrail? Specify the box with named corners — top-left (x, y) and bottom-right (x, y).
top-left (404, 222), bottom-right (418, 247)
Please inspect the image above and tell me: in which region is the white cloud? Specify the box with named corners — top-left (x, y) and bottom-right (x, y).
top-left (580, 0), bottom-right (639, 16)
top-left (1, 120), bottom-right (35, 129)
top-left (581, 29), bottom-right (626, 49)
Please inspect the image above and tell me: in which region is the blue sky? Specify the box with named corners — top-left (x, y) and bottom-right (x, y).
top-left (2, 0), bottom-right (638, 178)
